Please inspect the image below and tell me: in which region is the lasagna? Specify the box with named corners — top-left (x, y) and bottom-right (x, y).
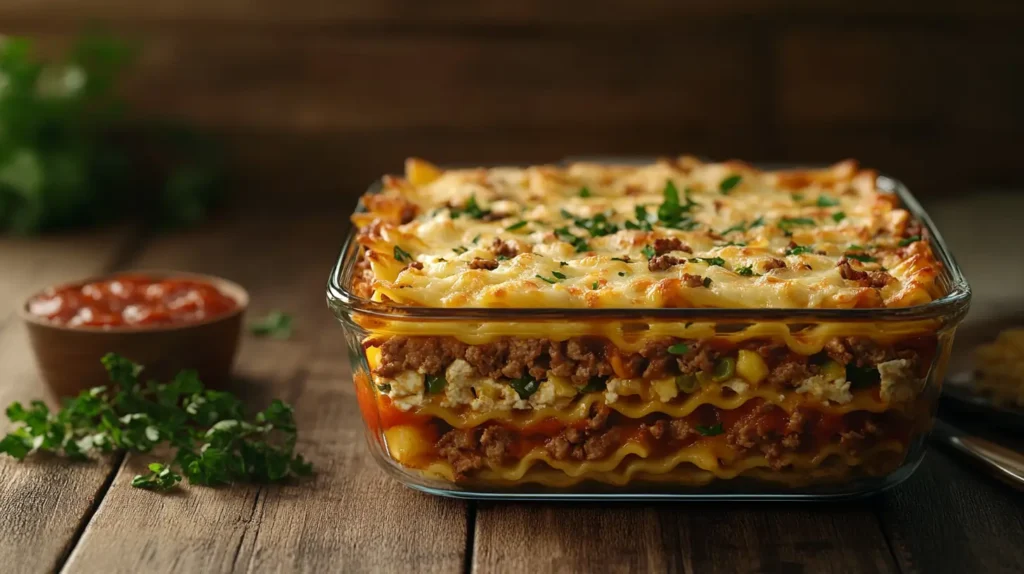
top-left (348, 157), bottom-right (945, 490)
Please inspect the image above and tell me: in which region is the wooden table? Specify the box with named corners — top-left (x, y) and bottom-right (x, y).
top-left (1, 199), bottom-right (1022, 574)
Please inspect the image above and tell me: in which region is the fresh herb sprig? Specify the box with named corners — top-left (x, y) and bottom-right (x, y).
top-left (0, 354), bottom-right (312, 491)
top-left (249, 311), bottom-right (294, 339)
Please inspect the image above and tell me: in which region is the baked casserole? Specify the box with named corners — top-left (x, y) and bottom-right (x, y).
top-left (328, 156), bottom-right (970, 498)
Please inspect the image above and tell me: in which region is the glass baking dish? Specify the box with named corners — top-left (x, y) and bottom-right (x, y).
top-left (326, 159), bottom-right (971, 501)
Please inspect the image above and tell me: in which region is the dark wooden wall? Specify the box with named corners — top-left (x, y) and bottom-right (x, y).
top-left (5, 1), bottom-right (1024, 198)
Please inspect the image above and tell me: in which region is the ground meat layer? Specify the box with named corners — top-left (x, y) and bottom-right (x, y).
top-left (373, 335), bottom-right (919, 386)
top-left (433, 403), bottom-right (900, 478)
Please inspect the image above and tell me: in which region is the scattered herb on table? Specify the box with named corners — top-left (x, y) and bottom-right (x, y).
top-left (249, 311), bottom-right (293, 339)
top-left (0, 353), bottom-right (312, 491)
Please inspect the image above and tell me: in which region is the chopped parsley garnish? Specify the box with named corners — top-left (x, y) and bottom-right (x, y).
top-left (641, 245), bottom-right (656, 260)
top-left (667, 343), bottom-right (690, 355)
top-left (626, 205), bottom-right (655, 231)
top-left (817, 195), bottom-right (840, 207)
top-left (563, 211), bottom-right (619, 238)
top-left (535, 274), bottom-right (557, 284)
top-left (845, 253), bottom-right (876, 263)
top-left (702, 277), bottom-right (712, 288)
top-left (425, 375), bottom-right (447, 394)
top-left (696, 423), bottom-right (724, 436)
top-left (832, 211), bottom-right (846, 223)
top-left (899, 235), bottom-right (921, 247)
top-left (560, 261), bottom-right (569, 267)
top-left (452, 246), bottom-right (468, 255)
top-left (579, 377), bottom-right (607, 393)
top-left (450, 194), bottom-right (490, 219)
top-left (471, 234), bottom-right (481, 244)
top-left (579, 186), bottom-right (591, 198)
top-left (393, 245), bottom-right (413, 262)
top-left (749, 216), bottom-right (765, 228)
top-left (720, 221), bottom-right (747, 235)
top-left (777, 217), bottom-right (816, 232)
top-left (719, 175), bottom-right (742, 194)
top-left (720, 241), bottom-right (747, 247)
top-left (618, 271), bottom-right (626, 277)
top-left (847, 244), bottom-right (868, 251)
top-left (697, 257), bottom-right (726, 267)
top-left (736, 266), bottom-right (755, 276)
top-left (555, 226), bottom-right (589, 252)
top-left (658, 180), bottom-right (699, 227)
top-left (506, 220), bottom-right (528, 231)
top-left (792, 193), bottom-right (805, 201)
top-left (592, 281), bottom-right (599, 290)
top-left (785, 245), bottom-right (813, 256)
top-left (552, 271), bottom-right (567, 280)
top-left (376, 383), bottom-right (392, 393)
top-left (0, 354), bottom-right (311, 491)
top-left (496, 254), bottom-right (509, 261)
top-left (250, 311), bottom-right (294, 340)
top-left (509, 375), bottom-right (539, 399)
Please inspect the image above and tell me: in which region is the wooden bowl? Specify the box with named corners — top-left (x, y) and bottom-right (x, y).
top-left (20, 271), bottom-right (249, 397)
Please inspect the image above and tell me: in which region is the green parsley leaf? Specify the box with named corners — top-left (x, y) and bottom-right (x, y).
top-left (719, 175), bottom-right (742, 194)
top-left (393, 245), bottom-right (413, 263)
top-left (845, 253), bottom-right (876, 263)
top-left (696, 423), bottom-right (724, 436)
top-left (555, 226), bottom-right (589, 252)
top-left (832, 211), bottom-right (846, 223)
top-left (792, 193), bottom-right (805, 202)
top-left (0, 354), bottom-right (311, 492)
top-left (667, 343), bottom-right (689, 355)
top-left (552, 271), bottom-right (567, 280)
top-left (249, 311), bottom-right (293, 340)
top-left (641, 245), bottom-right (656, 260)
top-left (579, 186), bottom-right (591, 198)
top-left (452, 246), bottom-right (468, 255)
top-left (592, 281), bottom-right (599, 290)
top-left (131, 462), bottom-right (182, 491)
top-left (425, 375), bottom-right (446, 394)
top-left (509, 376), bottom-right (539, 399)
top-left (736, 266), bottom-right (755, 276)
top-left (618, 271), bottom-right (626, 277)
top-left (749, 216), bottom-right (765, 228)
top-left (451, 194), bottom-right (490, 219)
top-left (560, 261), bottom-right (568, 267)
top-left (817, 195), bottom-right (840, 207)
top-left (777, 217), bottom-right (816, 232)
top-left (720, 221), bottom-right (747, 235)
top-left (702, 277), bottom-right (712, 288)
top-left (697, 257), bottom-right (726, 267)
top-left (785, 245), bottom-right (813, 256)
top-left (471, 234), bottom-right (481, 244)
top-left (899, 235), bottom-right (921, 247)
top-left (497, 254), bottom-right (509, 261)
top-left (535, 274), bottom-right (557, 284)
top-left (505, 220), bottom-right (528, 231)
top-left (658, 181), bottom-right (699, 226)
top-left (626, 205), bottom-right (654, 231)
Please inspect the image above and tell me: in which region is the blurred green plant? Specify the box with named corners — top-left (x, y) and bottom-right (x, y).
top-left (0, 34), bottom-right (223, 234)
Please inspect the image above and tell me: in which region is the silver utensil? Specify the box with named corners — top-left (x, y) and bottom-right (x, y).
top-left (931, 419), bottom-right (1024, 490)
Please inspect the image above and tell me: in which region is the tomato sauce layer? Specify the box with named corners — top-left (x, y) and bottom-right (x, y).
top-left (28, 274), bottom-right (238, 328)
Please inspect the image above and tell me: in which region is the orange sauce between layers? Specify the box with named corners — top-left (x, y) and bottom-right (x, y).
top-left (27, 274), bottom-right (238, 328)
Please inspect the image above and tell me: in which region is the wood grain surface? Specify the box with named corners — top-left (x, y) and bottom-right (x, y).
top-left (0, 201), bottom-right (1022, 573)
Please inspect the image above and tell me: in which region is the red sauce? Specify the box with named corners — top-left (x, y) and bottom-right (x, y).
top-left (28, 274), bottom-right (238, 328)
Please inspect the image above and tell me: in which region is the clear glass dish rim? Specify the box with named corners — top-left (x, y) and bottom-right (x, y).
top-left (326, 158), bottom-right (971, 325)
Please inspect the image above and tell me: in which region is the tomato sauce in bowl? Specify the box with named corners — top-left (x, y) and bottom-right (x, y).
top-left (27, 274), bottom-right (240, 328)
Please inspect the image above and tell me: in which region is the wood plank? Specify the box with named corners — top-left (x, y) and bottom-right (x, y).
top-left (61, 207), bottom-right (468, 573)
top-left (1, 0), bottom-right (1022, 27)
top-left (878, 447), bottom-right (1024, 574)
top-left (0, 225), bottom-right (137, 573)
top-left (473, 500), bottom-right (898, 574)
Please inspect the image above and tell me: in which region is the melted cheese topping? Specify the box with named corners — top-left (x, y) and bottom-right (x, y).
top-left (353, 157), bottom-right (942, 310)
